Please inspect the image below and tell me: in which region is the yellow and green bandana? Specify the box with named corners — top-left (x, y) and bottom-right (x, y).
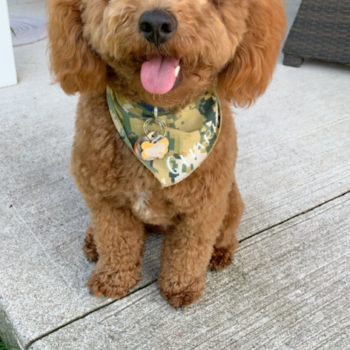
top-left (107, 86), bottom-right (221, 187)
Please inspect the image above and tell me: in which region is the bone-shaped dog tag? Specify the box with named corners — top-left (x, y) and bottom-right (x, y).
top-left (134, 131), bottom-right (169, 161)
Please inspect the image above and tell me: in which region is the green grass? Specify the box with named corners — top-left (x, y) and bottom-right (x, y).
top-left (0, 337), bottom-right (20, 350)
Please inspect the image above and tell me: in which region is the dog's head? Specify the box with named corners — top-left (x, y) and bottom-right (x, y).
top-left (48, 0), bottom-right (286, 107)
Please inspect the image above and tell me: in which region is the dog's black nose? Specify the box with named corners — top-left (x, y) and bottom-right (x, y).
top-left (139, 10), bottom-right (177, 47)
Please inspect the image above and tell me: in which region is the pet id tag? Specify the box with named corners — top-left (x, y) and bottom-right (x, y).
top-left (134, 107), bottom-right (169, 161)
top-left (134, 131), bottom-right (169, 161)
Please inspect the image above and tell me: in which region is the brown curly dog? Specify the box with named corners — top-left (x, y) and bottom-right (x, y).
top-left (47, 0), bottom-right (286, 308)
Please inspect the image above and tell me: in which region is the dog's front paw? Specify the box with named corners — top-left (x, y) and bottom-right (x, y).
top-left (87, 268), bottom-right (140, 298)
top-left (208, 247), bottom-right (233, 271)
top-left (159, 275), bottom-right (206, 308)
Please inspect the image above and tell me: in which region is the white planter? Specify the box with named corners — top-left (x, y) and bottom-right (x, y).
top-left (0, 0), bottom-right (17, 88)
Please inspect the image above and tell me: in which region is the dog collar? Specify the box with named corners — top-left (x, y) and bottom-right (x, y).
top-left (107, 86), bottom-right (221, 187)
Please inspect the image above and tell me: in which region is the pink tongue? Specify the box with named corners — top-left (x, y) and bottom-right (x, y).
top-left (141, 56), bottom-right (179, 95)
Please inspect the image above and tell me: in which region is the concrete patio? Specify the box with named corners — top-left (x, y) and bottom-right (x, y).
top-left (1, 0), bottom-right (349, 349)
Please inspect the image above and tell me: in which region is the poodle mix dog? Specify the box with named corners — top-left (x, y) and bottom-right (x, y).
top-left (48, 0), bottom-right (285, 307)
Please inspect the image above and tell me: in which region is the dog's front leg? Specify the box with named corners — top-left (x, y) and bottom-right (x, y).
top-left (86, 201), bottom-right (146, 298)
top-left (158, 208), bottom-right (224, 308)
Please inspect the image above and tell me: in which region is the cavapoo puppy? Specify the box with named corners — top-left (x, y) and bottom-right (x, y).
top-left (48, 0), bottom-right (286, 307)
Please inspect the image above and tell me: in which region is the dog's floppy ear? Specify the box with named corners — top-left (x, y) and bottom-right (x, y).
top-left (47, 0), bottom-right (107, 94)
top-left (217, 0), bottom-right (286, 107)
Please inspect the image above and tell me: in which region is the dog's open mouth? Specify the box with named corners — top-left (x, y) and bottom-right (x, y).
top-left (140, 56), bottom-right (181, 95)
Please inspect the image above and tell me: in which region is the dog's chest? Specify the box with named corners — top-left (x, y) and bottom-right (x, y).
top-left (131, 191), bottom-right (176, 225)
top-left (133, 192), bottom-right (151, 217)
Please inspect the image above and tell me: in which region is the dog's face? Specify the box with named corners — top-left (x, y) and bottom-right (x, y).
top-left (48, 0), bottom-right (286, 107)
top-left (81, 0), bottom-right (248, 105)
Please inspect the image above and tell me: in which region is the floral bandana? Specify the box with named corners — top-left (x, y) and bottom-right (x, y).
top-left (107, 86), bottom-right (221, 187)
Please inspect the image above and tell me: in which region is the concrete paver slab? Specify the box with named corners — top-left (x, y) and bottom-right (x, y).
top-left (235, 61), bottom-right (350, 236)
top-left (29, 193), bottom-right (350, 350)
top-left (1, 0), bottom-right (350, 348)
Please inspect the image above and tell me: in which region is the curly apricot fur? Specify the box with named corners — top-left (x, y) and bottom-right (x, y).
top-left (47, 0), bottom-right (286, 307)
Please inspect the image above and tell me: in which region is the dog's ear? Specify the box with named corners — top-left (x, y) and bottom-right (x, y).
top-left (47, 0), bottom-right (107, 95)
top-left (217, 0), bottom-right (286, 107)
